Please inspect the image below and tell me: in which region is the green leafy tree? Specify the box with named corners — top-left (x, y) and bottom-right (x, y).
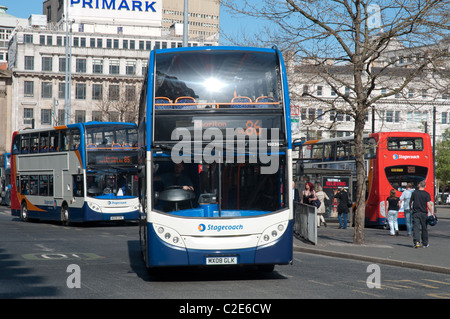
top-left (436, 128), bottom-right (450, 196)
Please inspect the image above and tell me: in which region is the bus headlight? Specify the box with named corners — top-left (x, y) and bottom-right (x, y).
top-left (87, 201), bottom-right (102, 212)
top-left (258, 221), bottom-right (288, 247)
top-left (153, 224), bottom-right (185, 248)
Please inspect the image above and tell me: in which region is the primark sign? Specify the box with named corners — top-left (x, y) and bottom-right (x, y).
top-left (69, 0), bottom-right (162, 23)
top-left (71, 0), bottom-right (157, 12)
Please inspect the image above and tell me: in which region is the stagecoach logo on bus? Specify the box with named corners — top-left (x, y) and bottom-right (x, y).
top-left (170, 122), bottom-right (280, 175)
top-left (393, 154), bottom-right (420, 160)
top-left (198, 223), bottom-right (244, 233)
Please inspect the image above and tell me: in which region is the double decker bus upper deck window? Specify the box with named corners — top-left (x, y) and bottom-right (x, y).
top-left (154, 51), bottom-right (282, 110)
top-left (387, 137), bottom-right (423, 151)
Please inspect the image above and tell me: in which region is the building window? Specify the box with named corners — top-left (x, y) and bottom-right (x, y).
top-left (24, 108), bottom-right (34, 125)
top-left (76, 58), bottom-right (86, 73)
top-left (24, 56), bottom-right (34, 70)
top-left (75, 83), bottom-right (86, 100)
top-left (92, 84), bottom-right (103, 100)
top-left (125, 85), bottom-right (135, 101)
top-left (41, 82), bottom-right (52, 98)
top-left (109, 60), bottom-right (120, 75)
top-left (24, 34), bottom-right (33, 43)
top-left (92, 111), bottom-right (102, 122)
top-left (42, 57), bottom-right (52, 71)
top-left (109, 85), bottom-right (120, 100)
top-left (24, 81), bottom-right (34, 97)
top-left (59, 57), bottom-right (66, 72)
top-left (126, 61), bottom-right (136, 75)
top-left (58, 109), bottom-right (65, 125)
top-left (41, 109), bottom-right (52, 125)
top-left (442, 112), bottom-right (448, 124)
top-left (59, 82), bottom-right (66, 99)
top-left (75, 110), bottom-right (86, 123)
top-left (317, 86), bottom-right (323, 96)
top-left (93, 59), bottom-right (103, 74)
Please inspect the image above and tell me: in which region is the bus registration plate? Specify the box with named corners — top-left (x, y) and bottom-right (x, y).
top-left (206, 256), bottom-right (237, 265)
top-left (110, 216), bottom-right (124, 220)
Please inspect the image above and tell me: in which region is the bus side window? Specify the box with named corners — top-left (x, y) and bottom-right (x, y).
top-left (30, 134), bottom-right (39, 153)
top-left (20, 176), bottom-right (29, 195)
top-left (21, 134), bottom-right (30, 154)
top-left (60, 130), bottom-right (69, 151)
top-left (49, 175), bottom-right (54, 196)
top-left (12, 135), bottom-right (20, 155)
top-left (49, 131), bottom-right (59, 152)
top-left (30, 175), bottom-right (38, 195)
top-left (70, 129), bottom-right (81, 151)
top-left (73, 175), bottom-right (84, 197)
top-left (40, 132), bottom-right (49, 153)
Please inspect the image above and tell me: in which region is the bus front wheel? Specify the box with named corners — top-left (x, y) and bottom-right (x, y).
top-left (20, 202), bottom-right (28, 222)
top-left (61, 204), bottom-right (70, 226)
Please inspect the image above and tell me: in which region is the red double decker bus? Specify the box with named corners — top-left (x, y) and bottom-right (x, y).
top-left (297, 132), bottom-right (434, 226)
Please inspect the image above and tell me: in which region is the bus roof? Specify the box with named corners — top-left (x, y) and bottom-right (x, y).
top-left (153, 45), bottom-right (280, 55)
top-left (300, 131), bottom-right (430, 145)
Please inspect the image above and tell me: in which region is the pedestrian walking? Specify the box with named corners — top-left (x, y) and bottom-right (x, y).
top-left (334, 188), bottom-right (350, 229)
top-left (400, 183), bottom-right (414, 236)
top-left (315, 184), bottom-right (329, 227)
top-left (409, 181), bottom-right (434, 248)
top-left (386, 189), bottom-right (400, 236)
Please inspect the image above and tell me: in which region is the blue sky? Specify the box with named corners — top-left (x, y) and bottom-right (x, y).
top-left (1, 0), bottom-right (258, 45)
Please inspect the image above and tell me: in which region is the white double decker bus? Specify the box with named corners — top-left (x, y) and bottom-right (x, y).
top-left (138, 46), bottom-right (294, 271)
top-left (11, 122), bottom-right (139, 224)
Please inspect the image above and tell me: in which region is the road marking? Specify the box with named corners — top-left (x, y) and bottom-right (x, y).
top-left (352, 289), bottom-right (383, 298)
top-left (309, 280), bottom-right (333, 287)
top-left (22, 252), bottom-right (103, 260)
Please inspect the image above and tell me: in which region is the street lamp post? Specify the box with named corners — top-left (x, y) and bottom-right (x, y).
top-left (64, 0), bottom-right (72, 125)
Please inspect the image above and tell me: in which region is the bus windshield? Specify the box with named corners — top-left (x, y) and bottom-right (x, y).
top-left (155, 50), bottom-right (282, 108)
top-left (86, 170), bottom-right (138, 198)
top-left (85, 124), bottom-right (138, 199)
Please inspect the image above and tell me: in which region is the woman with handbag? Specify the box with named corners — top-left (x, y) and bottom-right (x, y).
top-left (315, 184), bottom-right (329, 227)
top-left (301, 182), bottom-right (318, 207)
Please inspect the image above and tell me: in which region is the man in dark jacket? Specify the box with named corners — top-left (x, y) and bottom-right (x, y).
top-left (410, 181), bottom-right (434, 248)
top-left (334, 188), bottom-right (350, 229)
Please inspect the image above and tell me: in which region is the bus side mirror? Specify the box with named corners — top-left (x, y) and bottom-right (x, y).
top-left (295, 162), bottom-right (304, 176)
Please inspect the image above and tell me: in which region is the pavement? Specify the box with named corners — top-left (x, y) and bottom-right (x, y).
top-left (293, 205), bottom-right (450, 275)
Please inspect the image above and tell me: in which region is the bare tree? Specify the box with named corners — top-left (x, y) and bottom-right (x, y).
top-left (222, 0), bottom-right (450, 244)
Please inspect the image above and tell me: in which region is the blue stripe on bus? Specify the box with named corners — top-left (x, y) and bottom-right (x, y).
top-left (145, 221), bottom-right (293, 267)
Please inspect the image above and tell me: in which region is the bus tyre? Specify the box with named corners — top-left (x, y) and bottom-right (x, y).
top-left (20, 202), bottom-right (28, 222)
top-left (61, 205), bottom-right (70, 226)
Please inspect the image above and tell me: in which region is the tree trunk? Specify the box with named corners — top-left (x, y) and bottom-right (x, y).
top-left (353, 107), bottom-right (367, 245)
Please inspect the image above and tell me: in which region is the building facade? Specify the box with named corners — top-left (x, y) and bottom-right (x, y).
top-left (290, 42), bottom-right (450, 143)
top-left (6, 0), bottom-right (220, 139)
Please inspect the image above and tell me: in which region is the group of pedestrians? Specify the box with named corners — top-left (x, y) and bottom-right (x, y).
top-left (300, 180), bottom-right (435, 248)
top-left (300, 182), bottom-right (350, 229)
top-left (385, 181), bottom-right (435, 248)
